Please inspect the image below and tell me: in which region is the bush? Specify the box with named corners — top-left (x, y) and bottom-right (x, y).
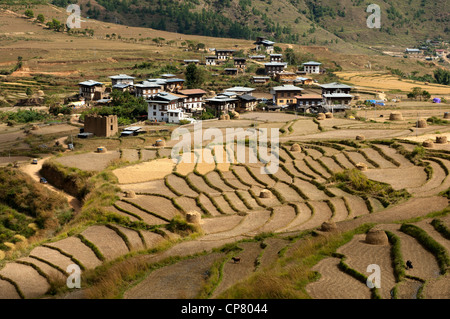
top-left (24, 9), bottom-right (34, 18)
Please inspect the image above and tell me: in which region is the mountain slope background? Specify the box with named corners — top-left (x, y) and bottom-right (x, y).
top-left (47, 0), bottom-right (449, 49)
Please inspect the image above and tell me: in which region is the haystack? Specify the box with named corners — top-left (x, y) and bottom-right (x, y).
top-left (259, 189), bottom-right (272, 198)
top-left (0, 250), bottom-right (4, 261)
top-left (356, 162), bottom-right (368, 172)
top-left (365, 229), bottom-right (389, 245)
top-left (155, 139), bottom-right (166, 147)
top-left (96, 146), bottom-right (107, 153)
top-left (36, 90), bottom-right (45, 97)
top-left (317, 113), bottom-right (326, 120)
top-left (436, 136), bottom-right (448, 144)
top-left (31, 124), bottom-right (40, 131)
top-left (186, 211), bottom-right (202, 224)
top-left (422, 140), bottom-right (434, 148)
top-left (416, 119), bottom-right (427, 128)
top-left (389, 112), bottom-right (403, 121)
top-left (219, 114), bottom-right (230, 121)
top-left (321, 221), bottom-right (337, 232)
top-left (444, 112), bottom-right (450, 119)
top-left (325, 112), bottom-right (333, 119)
top-left (124, 190), bottom-right (136, 198)
top-left (290, 143), bottom-right (302, 152)
top-left (356, 135), bottom-right (365, 141)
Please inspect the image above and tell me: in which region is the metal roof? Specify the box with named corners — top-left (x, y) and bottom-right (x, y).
top-left (78, 80), bottom-right (103, 86)
top-left (225, 86), bottom-right (255, 92)
top-left (320, 82), bottom-right (353, 89)
top-left (302, 61), bottom-right (322, 66)
top-left (109, 74), bottom-right (135, 80)
top-left (323, 93), bottom-right (353, 98)
top-left (271, 85), bottom-right (303, 91)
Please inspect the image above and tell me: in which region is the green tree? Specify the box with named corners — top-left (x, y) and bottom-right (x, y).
top-left (25, 87), bottom-right (33, 97)
top-left (37, 14), bottom-right (45, 23)
top-left (185, 63), bottom-right (205, 89)
top-left (24, 9), bottom-right (34, 19)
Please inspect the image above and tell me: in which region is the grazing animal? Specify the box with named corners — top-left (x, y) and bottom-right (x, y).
top-left (406, 260), bottom-right (413, 269)
top-left (231, 257), bottom-right (241, 264)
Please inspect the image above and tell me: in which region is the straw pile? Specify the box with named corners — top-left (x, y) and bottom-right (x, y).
top-left (321, 221), bottom-right (337, 232)
top-left (444, 112), bottom-right (450, 119)
top-left (124, 190), bottom-right (136, 198)
top-left (96, 146), bottom-right (107, 153)
top-left (317, 113), bottom-right (326, 120)
top-left (186, 211), bottom-right (202, 224)
top-left (389, 112), bottom-right (403, 121)
top-left (355, 135), bottom-right (365, 141)
top-left (31, 125), bottom-right (40, 131)
top-left (155, 139), bottom-right (166, 147)
top-left (325, 112), bottom-right (333, 119)
top-left (365, 229), bottom-right (389, 245)
top-left (290, 143), bottom-right (302, 152)
top-left (259, 189), bottom-right (272, 198)
top-left (356, 162), bottom-right (368, 171)
top-left (422, 140), bottom-right (434, 148)
top-left (436, 136), bottom-right (448, 144)
top-left (416, 119), bottom-right (427, 128)
top-left (219, 114), bottom-right (230, 120)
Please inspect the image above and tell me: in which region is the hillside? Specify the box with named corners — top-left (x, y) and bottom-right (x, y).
top-left (46, 0), bottom-right (450, 48)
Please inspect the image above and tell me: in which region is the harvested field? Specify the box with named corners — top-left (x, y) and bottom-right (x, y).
top-left (373, 144), bottom-right (413, 167)
top-left (423, 274), bottom-right (450, 299)
top-left (139, 230), bottom-right (165, 249)
top-left (293, 178), bottom-right (329, 201)
top-left (166, 174), bottom-right (199, 197)
top-left (294, 160), bottom-right (325, 181)
top-left (273, 182), bottom-right (305, 203)
top-left (114, 225), bottom-right (146, 252)
top-left (363, 166), bottom-right (427, 190)
top-left (121, 179), bottom-right (178, 198)
top-left (106, 205), bottom-right (141, 222)
top-left (204, 171), bottom-right (235, 192)
top-left (304, 148), bottom-right (323, 160)
top-left (223, 191), bottom-right (248, 212)
top-left (114, 200), bottom-right (168, 225)
top-left (232, 166), bottom-right (264, 187)
top-left (81, 225), bottom-right (130, 261)
top-left (213, 242), bottom-right (263, 298)
top-left (337, 234), bottom-right (396, 299)
top-left (368, 197), bottom-right (385, 213)
top-left (0, 263), bottom-right (49, 299)
top-left (0, 279), bottom-right (20, 299)
top-left (413, 220), bottom-right (450, 254)
top-left (120, 149), bottom-right (140, 162)
top-left (407, 161), bottom-right (447, 195)
top-left (29, 246), bottom-right (74, 272)
top-left (271, 165), bottom-right (293, 183)
top-left (235, 190), bottom-right (263, 210)
top-left (258, 238), bottom-right (289, 269)
top-left (304, 157), bottom-right (332, 178)
top-left (395, 279), bottom-right (422, 299)
top-left (201, 215), bottom-right (243, 234)
top-left (219, 170), bottom-right (249, 190)
top-left (195, 148), bottom-right (216, 175)
top-left (127, 195), bottom-right (180, 220)
top-left (329, 188), bottom-right (369, 218)
top-left (333, 153), bottom-right (355, 170)
top-left (113, 158), bottom-right (175, 184)
top-left (55, 151), bottom-right (120, 171)
top-left (319, 156), bottom-right (344, 173)
top-left (380, 224), bottom-right (441, 280)
top-left (247, 166), bottom-right (277, 188)
top-left (306, 257), bottom-right (371, 299)
top-left (187, 173), bottom-right (221, 196)
top-left (289, 119), bottom-right (320, 136)
top-left (140, 149), bottom-right (158, 161)
top-left (280, 202), bottom-right (313, 232)
top-left (251, 186), bottom-right (282, 207)
top-left (174, 196), bottom-right (204, 215)
top-left (345, 151), bottom-right (374, 169)
top-left (197, 193), bottom-right (222, 216)
top-left (210, 194), bottom-right (237, 215)
top-left (360, 148), bottom-right (397, 169)
top-left (329, 197), bottom-right (350, 222)
top-left (157, 148), bottom-right (173, 158)
top-left (296, 201), bottom-right (333, 231)
top-left (255, 205), bottom-right (297, 234)
top-left (297, 129), bottom-right (411, 141)
top-left (18, 256), bottom-right (65, 282)
top-left (46, 237), bottom-right (102, 270)
top-left (124, 253), bottom-right (225, 299)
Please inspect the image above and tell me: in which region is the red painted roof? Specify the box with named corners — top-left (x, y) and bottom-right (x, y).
top-left (178, 89), bottom-right (207, 95)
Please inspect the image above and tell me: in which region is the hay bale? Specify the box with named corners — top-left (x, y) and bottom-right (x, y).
top-left (0, 250), bottom-right (4, 261)
top-left (124, 190), bottom-right (136, 198)
top-left (356, 135), bottom-right (365, 141)
top-left (416, 119), bottom-right (427, 128)
top-left (321, 221), bottom-right (337, 232)
top-left (365, 229), bottom-right (389, 245)
top-left (186, 211), bottom-right (202, 224)
top-left (219, 114), bottom-right (225, 120)
top-left (389, 112), bottom-right (403, 121)
top-left (444, 112), bottom-right (450, 119)
top-left (31, 125), bottom-right (40, 131)
top-left (422, 140), bottom-right (434, 148)
top-left (317, 113), bottom-right (326, 120)
top-left (259, 189), bottom-right (272, 198)
top-left (155, 139), bottom-right (166, 147)
top-left (325, 112), bottom-right (333, 119)
top-left (436, 136), bottom-right (448, 144)
top-left (290, 143), bottom-right (302, 152)
top-left (96, 146), bottom-right (107, 153)
top-left (356, 162), bottom-right (368, 172)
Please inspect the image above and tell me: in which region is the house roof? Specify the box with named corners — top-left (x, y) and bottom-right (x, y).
top-left (405, 48), bottom-right (421, 52)
top-left (271, 85), bottom-right (303, 92)
top-left (161, 73), bottom-right (176, 78)
top-left (165, 78), bottom-right (185, 83)
top-left (147, 92), bottom-right (182, 103)
top-left (238, 94), bottom-right (257, 101)
top-left (254, 39), bottom-right (275, 46)
top-left (216, 49), bottom-right (236, 53)
top-left (249, 55), bottom-right (266, 59)
top-left (206, 56), bottom-right (218, 59)
top-left (113, 83), bottom-right (132, 89)
top-left (323, 93), bottom-right (353, 98)
top-left (207, 95), bottom-right (238, 102)
top-left (295, 94), bottom-right (322, 99)
top-left (135, 81), bottom-right (162, 88)
top-left (184, 59), bottom-right (200, 62)
top-left (270, 54), bottom-right (282, 57)
top-left (233, 57), bottom-right (246, 61)
top-left (225, 86), bottom-right (255, 93)
top-left (265, 62), bottom-right (287, 67)
top-left (178, 89), bottom-right (207, 95)
top-left (79, 80), bottom-right (103, 86)
top-left (302, 61), bottom-right (322, 66)
top-left (320, 82), bottom-right (352, 89)
top-left (109, 74), bottom-right (135, 80)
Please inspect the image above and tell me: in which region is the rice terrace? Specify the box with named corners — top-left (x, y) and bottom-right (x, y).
top-left (0, 0), bottom-right (449, 303)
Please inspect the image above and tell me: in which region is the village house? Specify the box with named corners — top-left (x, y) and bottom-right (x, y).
top-left (178, 89), bottom-right (207, 114)
top-left (205, 56), bottom-right (218, 66)
top-left (264, 62), bottom-right (286, 76)
top-left (147, 92), bottom-right (188, 123)
top-left (275, 71), bottom-right (297, 83)
top-left (83, 115), bottom-right (118, 137)
top-left (134, 81), bottom-right (162, 99)
top-left (295, 94), bottom-right (323, 111)
top-left (237, 94), bottom-right (258, 112)
top-left (254, 36), bottom-right (275, 54)
top-left (320, 82), bottom-right (353, 111)
top-left (270, 54), bottom-right (283, 63)
top-left (183, 59), bottom-right (200, 65)
top-left (109, 74), bottom-right (135, 87)
top-left (302, 61), bottom-right (322, 74)
top-left (270, 84), bottom-right (303, 107)
top-left (206, 95), bottom-right (238, 116)
top-left (294, 77), bottom-right (314, 85)
top-left (224, 86), bottom-right (255, 96)
top-left (249, 55), bottom-right (266, 61)
top-left (405, 48), bottom-right (421, 55)
top-left (224, 68), bottom-right (238, 76)
top-left (161, 73), bottom-right (177, 79)
top-left (164, 78), bottom-right (185, 92)
top-left (435, 49), bottom-right (446, 56)
top-left (215, 49), bottom-right (235, 61)
top-left (78, 80), bottom-right (106, 102)
top-left (251, 76), bottom-right (271, 84)
top-left (233, 57), bottom-right (246, 70)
